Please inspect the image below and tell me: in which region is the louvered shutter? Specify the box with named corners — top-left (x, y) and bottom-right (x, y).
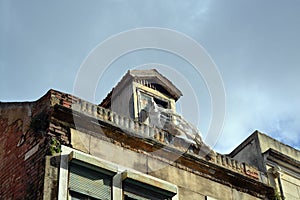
top-left (69, 163), bottom-right (112, 200)
top-left (123, 180), bottom-right (173, 200)
top-left (124, 191), bottom-right (150, 200)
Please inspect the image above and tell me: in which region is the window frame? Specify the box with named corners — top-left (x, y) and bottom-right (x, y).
top-left (58, 145), bottom-right (178, 200)
top-left (132, 82), bottom-right (176, 121)
top-left (136, 88), bottom-right (172, 128)
top-left (122, 170), bottom-right (177, 200)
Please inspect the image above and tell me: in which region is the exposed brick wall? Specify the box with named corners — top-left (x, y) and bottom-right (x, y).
top-left (0, 96), bottom-right (50, 199)
top-left (49, 89), bottom-right (80, 109)
top-left (0, 90), bottom-right (75, 199)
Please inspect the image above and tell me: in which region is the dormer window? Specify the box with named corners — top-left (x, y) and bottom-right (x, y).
top-left (137, 89), bottom-right (170, 126)
top-left (138, 90), bottom-right (170, 110)
top-left (99, 69), bottom-right (182, 129)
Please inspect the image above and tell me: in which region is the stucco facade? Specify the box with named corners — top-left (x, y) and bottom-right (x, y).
top-left (230, 131), bottom-right (300, 199)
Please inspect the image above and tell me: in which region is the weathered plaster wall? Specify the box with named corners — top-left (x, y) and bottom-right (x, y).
top-left (280, 176), bottom-right (300, 199)
top-left (230, 131), bottom-right (300, 200)
top-left (110, 81), bottom-right (134, 119)
top-left (47, 89), bottom-right (274, 199)
top-left (69, 128), bottom-right (268, 200)
top-left (266, 164), bottom-right (300, 200)
top-left (230, 135), bottom-right (265, 172)
top-left (43, 155), bottom-right (60, 200)
top-left (258, 133), bottom-right (300, 161)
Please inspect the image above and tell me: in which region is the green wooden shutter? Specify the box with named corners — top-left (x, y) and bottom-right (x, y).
top-left (69, 163), bottom-right (112, 200)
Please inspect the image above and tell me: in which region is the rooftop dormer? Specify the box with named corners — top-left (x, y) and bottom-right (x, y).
top-left (99, 69), bottom-right (213, 156)
top-left (100, 69), bottom-right (182, 126)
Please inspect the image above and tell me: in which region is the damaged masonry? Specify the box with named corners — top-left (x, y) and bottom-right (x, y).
top-left (0, 69), bottom-right (299, 200)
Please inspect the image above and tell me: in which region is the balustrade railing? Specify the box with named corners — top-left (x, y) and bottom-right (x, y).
top-left (54, 95), bottom-right (259, 180)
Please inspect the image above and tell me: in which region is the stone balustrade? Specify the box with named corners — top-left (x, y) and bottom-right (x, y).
top-left (50, 89), bottom-right (260, 181)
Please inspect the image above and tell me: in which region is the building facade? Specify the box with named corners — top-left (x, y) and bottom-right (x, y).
top-left (0, 69), bottom-right (291, 200)
top-left (229, 131), bottom-right (300, 200)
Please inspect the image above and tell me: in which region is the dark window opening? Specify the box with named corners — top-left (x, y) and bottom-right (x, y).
top-left (153, 97), bottom-right (169, 109)
top-left (123, 180), bottom-right (174, 200)
top-left (138, 91), bottom-right (170, 124)
top-left (70, 191), bottom-right (99, 200)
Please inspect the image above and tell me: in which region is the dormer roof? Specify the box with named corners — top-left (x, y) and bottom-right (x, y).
top-left (100, 69), bottom-right (183, 108)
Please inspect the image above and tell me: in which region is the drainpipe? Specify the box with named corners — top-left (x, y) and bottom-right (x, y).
top-left (272, 165), bottom-right (285, 200)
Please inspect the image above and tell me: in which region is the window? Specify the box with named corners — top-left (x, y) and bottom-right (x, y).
top-left (68, 160), bottom-right (115, 200)
top-left (122, 171), bottom-right (177, 200)
top-left (70, 191), bottom-right (99, 200)
top-left (137, 90), bottom-right (171, 129)
top-left (123, 181), bottom-right (173, 200)
top-left (62, 149), bottom-right (178, 200)
top-left (205, 196), bottom-right (218, 200)
top-left (138, 90), bottom-right (170, 110)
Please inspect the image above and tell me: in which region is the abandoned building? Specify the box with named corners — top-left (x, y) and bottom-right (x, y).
top-left (0, 69), bottom-right (299, 199)
top-left (229, 131), bottom-right (300, 199)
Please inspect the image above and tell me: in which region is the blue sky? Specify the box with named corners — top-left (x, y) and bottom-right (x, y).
top-left (1, 0), bottom-right (300, 153)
